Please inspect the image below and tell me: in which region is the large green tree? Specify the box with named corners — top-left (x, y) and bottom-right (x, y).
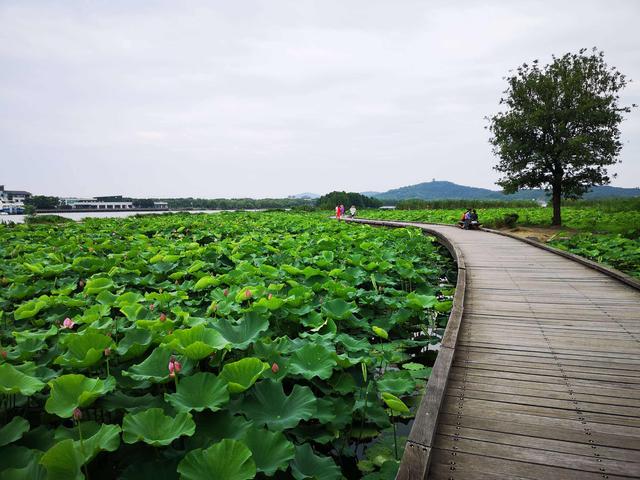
top-left (488, 48), bottom-right (635, 225)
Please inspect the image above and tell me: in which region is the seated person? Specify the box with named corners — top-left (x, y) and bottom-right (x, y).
top-left (470, 209), bottom-right (479, 226)
top-left (458, 208), bottom-right (471, 228)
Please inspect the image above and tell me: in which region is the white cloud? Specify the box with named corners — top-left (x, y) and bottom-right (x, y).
top-left (1, 0), bottom-right (639, 196)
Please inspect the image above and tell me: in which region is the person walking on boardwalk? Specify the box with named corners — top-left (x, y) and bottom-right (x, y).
top-left (349, 205), bottom-right (357, 218)
top-left (340, 204), bottom-right (345, 217)
top-left (335, 205), bottom-right (341, 220)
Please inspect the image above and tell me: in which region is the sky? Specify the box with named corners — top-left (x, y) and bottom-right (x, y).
top-left (1, 0), bottom-right (639, 198)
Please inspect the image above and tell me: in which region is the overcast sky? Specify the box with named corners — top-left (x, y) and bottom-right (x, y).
top-left (1, 0), bottom-right (639, 198)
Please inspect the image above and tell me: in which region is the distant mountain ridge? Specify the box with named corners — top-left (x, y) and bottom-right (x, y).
top-left (367, 181), bottom-right (640, 201)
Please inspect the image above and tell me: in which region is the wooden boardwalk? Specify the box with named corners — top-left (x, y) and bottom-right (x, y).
top-left (346, 219), bottom-right (640, 480)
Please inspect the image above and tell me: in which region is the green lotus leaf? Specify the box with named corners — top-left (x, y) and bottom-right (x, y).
top-left (13, 325), bottom-right (57, 347)
top-left (55, 332), bottom-right (114, 369)
top-left (52, 422), bottom-right (122, 462)
top-left (14, 296), bottom-right (49, 320)
top-left (239, 379), bottom-right (316, 430)
top-left (115, 291), bottom-right (145, 307)
top-left (120, 304), bottom-right (150, 322)
top-left (329, 371), bottom-right (358, 394)
top-left (187, 259), bottom-right (206, 274)
top-left (372, 326), bottom-right (389, 340)
top-left (165, 372), bottom-right (229, 412)
top-left (84, 277), bottom-right (114, 295)
top-left (0, 446), bottom-right (45, 480)
top-left (381, 392), bottom-right (410, 414)
top-left (0, 416), bottom-right (30, 447)
top-left (0, 363), bottom-right (46, 396)
top-left (178, 439), bottom-right (255, 480)
top-left (45, 374), bottom-right (116, 418)
top-left (315, 250), bottom-right (335, 267)
top-left (39, 440), bottom-right (83, 480)
top-left (241, 427), bottom-right (295, 476)
top-left (193, 275), bottom-right (217, 291)
top-left (288, 343), bottom-right (337, 380)
top-left (234, 286), bottom-right (265, 303)
top-left (71, 256), bottom-right (104, 273)
top-left (406, 292), bottom-right (437, 310)
top-left (402, 363), bottom-right (432, 380)
top-left (185, 411), bottom-right (254, 450)
top-left (291, 443), bottom-right (341, 480)
top-left (122, 346), bottom-right (192, 383)
top-left (253, 295), bottom-right (284, 311)
top-left (299, 310), bottom-right (326, 330)
top-left (115, 328), bottom-right (153, 360)
top-left (122, 408), bottom-right (195, 446)
top-left (435, 300), bottom-right (453, 313)
top-left (220, 358), bottom-right (269, 393)
top-left (376, 370), bottom-right (416, 396)
top-left (23, 262), bottom-right (44, 274)
top-left (321, 298), bottom-right (358, 320)
top-left (335, 333), bottom-right (371, 352)
top-left (213, 312), bottom-right (269, 350)
top-left (95, 290), bottom-right (117, 306)
top-left (163, 325), bottom-right (229, 360)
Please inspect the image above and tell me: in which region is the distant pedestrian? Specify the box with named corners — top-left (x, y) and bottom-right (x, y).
top-left (336, 205), bottom-right (341, 220)
top-left (340, 204), bottom-right (345, 217)
top-left (349, 205), bottom-right (357, 218)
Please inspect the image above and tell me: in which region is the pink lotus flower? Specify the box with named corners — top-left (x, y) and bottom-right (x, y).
top-left (104, 347), bottom-right (111, 357)
top-left (268, 294), bottom-right (273, 300)
top-left (245, 289), bottom-right (252, 299)
top-left (168, 356), bottom-right (182, 378)
top-left (0, 350), bottom-right (7, 359)
top-left (271, 362), bottom-right (279, 374)
top-left (62, 318), bottom-right (76, 329)
top-left (78, 279), bottom-right (85, 288)
top-left (223, 288), bottom-right (229, 297)
top-left (73, 408), bottom-right (82, 421)
top-left (150, 304), bottom-right (155, 311)
top-left (159, 313), bottom-right (167, 322)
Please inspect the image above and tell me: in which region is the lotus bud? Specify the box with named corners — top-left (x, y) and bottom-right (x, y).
top-left (150, 304), bottom-right (155, 311)
top-left (0, 350), bottom-right (7, 359)
top-left (174, 361), bottom-right (182, 373)
top-left (159, 312), bottom-right (167, 322)
top-left (78, 279), bottom-right (85, 288)
top-left (245, 289), bottom-right (252, 299)
top-left (62, 318), bottom-right (76, 329)
top-left (104, 347), bottom-right (111, 357)
top-left (268, 293), bottom-right (273, 300)
top-left (271, 362), bottom-right (279, 374)
top-left (73, 408), bottom-right (82, 421)
top-left (223, 288), bottom-right (229, 297)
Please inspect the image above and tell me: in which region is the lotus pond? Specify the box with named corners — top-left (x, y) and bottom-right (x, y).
top-left (0, 212), bottom-right (455, 479)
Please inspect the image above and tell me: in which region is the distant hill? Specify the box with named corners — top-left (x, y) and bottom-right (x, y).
top-left (369, 181), bottom-right (640, 201)
top-left (288, 192), bottom-right (320, 199)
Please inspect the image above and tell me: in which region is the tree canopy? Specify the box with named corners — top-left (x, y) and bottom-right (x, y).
top-left (316, 191), bottom-right (382, 210)
top-left (488, 48), bottom-right (636, 225)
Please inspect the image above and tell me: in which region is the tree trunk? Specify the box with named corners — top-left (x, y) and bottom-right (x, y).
top-left (551, 183), bottom-right (562, 226)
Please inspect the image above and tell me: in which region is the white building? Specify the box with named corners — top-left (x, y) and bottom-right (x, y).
top-left (0, 185), bottom-right (31, 213)
top-left (73, 201), bottom-right (134, 210)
